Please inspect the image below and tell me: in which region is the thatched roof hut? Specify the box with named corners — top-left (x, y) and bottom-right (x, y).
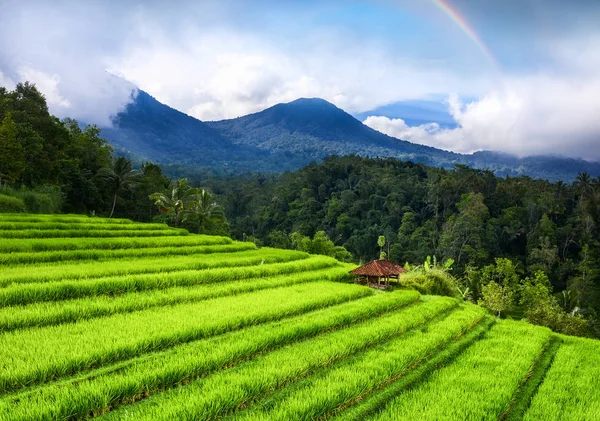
top-left (350, 260), bottom-right (406, 289)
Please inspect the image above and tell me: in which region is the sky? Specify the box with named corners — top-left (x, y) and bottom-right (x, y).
top-left (1, 0), bottom-right (600, 160)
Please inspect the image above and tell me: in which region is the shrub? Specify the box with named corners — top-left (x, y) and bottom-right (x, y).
top-left (0, 185), bottom-right (62, 214)
top-left (400, 269), bottom-right (458, 297)
top-left (0, 194), bottom-right (25, 213)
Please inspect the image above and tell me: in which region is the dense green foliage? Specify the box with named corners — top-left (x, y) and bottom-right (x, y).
top-left (206, 155), bottom-right (600, 334)
top-left (0, 83), bottom-right (229, 234)
top-left (0, 215), bottom-right (599, 420)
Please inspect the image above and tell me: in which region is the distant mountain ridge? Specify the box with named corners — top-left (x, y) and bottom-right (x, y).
top-left (100, 91), bottom-right (600, 181)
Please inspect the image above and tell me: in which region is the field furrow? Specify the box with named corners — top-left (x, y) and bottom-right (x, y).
top-left (0, 291), bottom-right (421, 421)
top-left (0, 265), bottom-right (352, 330)
top-left (227, 304), bottom-right (486, 421)
top-left (97, 296), bottom-right (458, 421)
top-left (0, 255), bottom-right (339, 306)
top-left (501, 337), bottom-right (561, 421)
top-left (0, 234), bottom-right (232, 253)
top-left (366, 321), bottom-right (551, 421)
top-left (0, 248), bottom-right (308, 287)
top-left (330, 316), bottom-right (495, 421)
top-left (0, 282), bottom-right (370, 394)
top-left (0, 243), bottom-right (255, 265)
top-left (0, 229), bottom-right (189, 238)
top-left (522, 336), bottom-right (600, 421)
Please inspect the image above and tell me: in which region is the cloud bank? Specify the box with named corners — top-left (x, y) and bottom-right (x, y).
top-left (1, 0), bottom-right (599, 160)
top-left (364, 36), bottom-right (600, 161)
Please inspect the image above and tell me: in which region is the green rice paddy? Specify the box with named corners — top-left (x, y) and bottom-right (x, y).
top-left (0, 213), bottom-right (597, 420)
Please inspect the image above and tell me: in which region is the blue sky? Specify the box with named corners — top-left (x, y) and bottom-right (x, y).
top-left (1, 0), bottom-right (599, 159)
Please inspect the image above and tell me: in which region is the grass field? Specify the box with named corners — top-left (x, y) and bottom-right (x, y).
top-left (0, 213), bottom-right (598, 420)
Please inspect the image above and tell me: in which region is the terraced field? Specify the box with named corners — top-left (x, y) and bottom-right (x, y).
top-left (0, 213), bottom-right (598, 420)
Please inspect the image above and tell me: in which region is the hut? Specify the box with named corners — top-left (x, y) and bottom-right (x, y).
top-left (350, 260), bottom-right (407, 290)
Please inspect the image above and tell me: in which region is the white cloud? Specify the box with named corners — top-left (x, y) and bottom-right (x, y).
top-left (365, 38), bottom-right (600, 161)
top-left (1, 1), bottom-right (599, 160)
top-left (0, 71), bottom-right (14, 89)
top-left (108, 24), bottom-right (479, 121)
top-left (17, 67), bottom-right (70, 108)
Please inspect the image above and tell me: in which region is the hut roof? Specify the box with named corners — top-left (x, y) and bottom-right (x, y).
top-left (349, 260), bottom-right (407, 277)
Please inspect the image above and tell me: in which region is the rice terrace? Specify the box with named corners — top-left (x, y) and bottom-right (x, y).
top-left (0, 213), bottom-right (597, 421)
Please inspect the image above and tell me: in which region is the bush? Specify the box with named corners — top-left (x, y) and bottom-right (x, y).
top-left (0, 185), bottom-right (63, 214)
top-left (0, 194), bottom-right (25, 213)
top-left (400, 269), bottom-right (458, 297)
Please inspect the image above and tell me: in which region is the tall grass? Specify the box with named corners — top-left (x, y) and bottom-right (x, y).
top-left (0, 265), bottom-right (352, 330)
top-left (0, 243), bottom-right (255, 265)
top-left (99, 297), bottom-right (458, 421)
top-left (330, 317), bottom-right (496, 421)
top-left (369, 320), bottom-right (551, 421)
top-left (0, 186), bottom-right (62, 214)
top-left (0, 222), bottom-right (172, 231)
top-left (522, 336), bottom-right (600, 421)
top-left (0, 248), bottom-right (308, 286)
top-left (0, 282), bottom-right (371, 394)
top-left (228, 305), bottom-right (486, 421)
top-left (0, 214), bottom-right (133, 223)
top-left (0, 291), bottom-right (420, 421)
top-left (0, 256), bottom-right (340, 306)
top-left (0, 234), bottom-right (233, 253)
top-left (0, 228), bottom-right (189, 238)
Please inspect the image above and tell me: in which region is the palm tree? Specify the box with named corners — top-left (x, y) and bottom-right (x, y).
top-left (97, 157), bottom-right (141, 218)
top-left (187, 188), bottom-right (226, 232)
top-left (149, 179), bottom-right (196, 226)
top-left (575, 172), bottom-right (593, 197)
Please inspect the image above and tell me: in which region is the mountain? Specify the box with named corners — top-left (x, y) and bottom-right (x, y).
top-left (206, 98), bottom-right (463, 167)
top-left (100, 91), bottom-right (293, 172)
top-left (101, 91), bottom-right (600, 181)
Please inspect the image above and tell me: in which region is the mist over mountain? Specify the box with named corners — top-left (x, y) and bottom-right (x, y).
top-left (100, 90), bottom-right (600, 181)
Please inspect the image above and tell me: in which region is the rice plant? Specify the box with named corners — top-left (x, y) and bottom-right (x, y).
top-left (0, 228), bottom-right (189, 238)
top-left (367, 321), bottom-right (552, 421)
top-left (0, 281), bottom-right (371, 394)
top-left (226, 305), bottom-right (486, 421)
top-left (98, 297), bottom-right (458, 421)
top-left (0, 234), bottom-right (232, 253)
top-left (0, 255), bottom-right (338, 306)
top-left (0, 264), bottom-right (352, 330)
top-left (0, 291), bottom-right (420, 421)
top-left (0, 222), bottom-right (171, 231)
top-left (0, 243), bottom-right (256, 265)
top-left (522, 336), bottom-right (600, 421)
top-left (0, 248), bottom-right (308, 287)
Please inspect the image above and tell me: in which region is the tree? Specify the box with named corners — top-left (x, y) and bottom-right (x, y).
top-left (97, 157), bottom-right (141, 218)
top-left (291, 230), bottom-right (352, 262)
top-left (479, 281), bottom-right (514, 317)
top-left (439, 193), bottom-right (489, 268)
top-left (522, 271), bottom-right (592, 337)
top-left (186, 188), bottom-right (226, 233)
top-left (150, 179), bottom-right (228, 234)
top-left (0, 114), bottom-right (25, 184)
top-left (378, 235), bottom-right (386, 260)
top-left (150, 179), bottom-right (200, 226)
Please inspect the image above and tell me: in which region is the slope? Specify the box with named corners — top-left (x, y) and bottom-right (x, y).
top-left (0, 214), bottom-right (599, 420)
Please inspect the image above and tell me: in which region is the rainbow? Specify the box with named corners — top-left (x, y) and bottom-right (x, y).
top-left (432, 0), bottom-right (500, 69)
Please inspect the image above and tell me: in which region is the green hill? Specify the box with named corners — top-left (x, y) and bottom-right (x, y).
top-left (0, 214), bottom-right (598, 420)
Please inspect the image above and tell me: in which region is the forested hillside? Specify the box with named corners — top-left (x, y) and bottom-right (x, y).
top-left (1, 82), bottom-right (599, 336)
top-left (206, 155), bottom-right (600, 334)
top-left (102, 89), bottom-right (600, 181)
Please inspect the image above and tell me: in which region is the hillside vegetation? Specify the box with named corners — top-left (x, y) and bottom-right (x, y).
top-left (103, 89), bottom-right (600, 181)
top-left (0, 214), bottom-right (598, 420)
